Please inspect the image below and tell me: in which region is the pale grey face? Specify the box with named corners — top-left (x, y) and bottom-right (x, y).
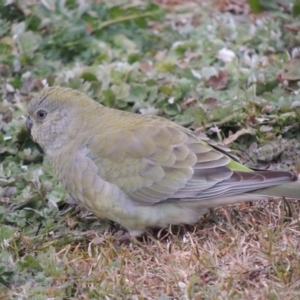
top-left (27, 86), bottom-right (101, 155)
top-left (27, 93), bottom-right (73, 153)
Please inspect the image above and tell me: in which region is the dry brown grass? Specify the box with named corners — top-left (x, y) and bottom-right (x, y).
top-left (5, 199), bottom-right (300, 299)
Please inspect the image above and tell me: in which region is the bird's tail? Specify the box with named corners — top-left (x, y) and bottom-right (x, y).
top-left (195, 170), bottom-right (298, 200)
top-left (249, 180), bottom-right (300, 199)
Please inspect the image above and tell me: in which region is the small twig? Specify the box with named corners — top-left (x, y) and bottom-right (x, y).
top-left (222, 128), bottom-right (255, 146)
top-left (92, 11), bottom-right (159, 33)
top-left (283, 24), bottom-right (300, 32)
top-left (276, 1), bottom-right (291, 12)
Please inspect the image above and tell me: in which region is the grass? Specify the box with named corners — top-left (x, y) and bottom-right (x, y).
top-left (3, 200), bottom-right (300, 299)
top-left (1, 0), bottom-right (300, 298)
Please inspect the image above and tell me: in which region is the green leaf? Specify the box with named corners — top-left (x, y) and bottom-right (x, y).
top-left (163, 103), bottom-right (181, 116)
top-left (248, 0), bottom-right (262, 13)
top-left (293, 0), bottom-right (300, 16)
top-left (81, 72), bottom-right (98, 82)
top-left (17, 255), bottom-right (43, 272)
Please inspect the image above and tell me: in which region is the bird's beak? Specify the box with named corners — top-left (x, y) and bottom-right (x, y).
top-left (26, 116), bottom-right (33, 133)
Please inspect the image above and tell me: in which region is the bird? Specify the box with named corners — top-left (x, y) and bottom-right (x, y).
top-left (26, 86), bottom-right (300, 238)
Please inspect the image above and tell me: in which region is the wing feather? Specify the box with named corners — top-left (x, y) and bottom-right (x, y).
top-left (87, 124), bottom-right (232, 204)
top-left (86, 119), bottom-right (297, 205)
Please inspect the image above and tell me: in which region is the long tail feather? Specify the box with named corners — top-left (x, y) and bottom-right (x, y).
top-left (196, 170), bottom-right (298, 200)
top-left (250, 180), bottom-right (300, 199)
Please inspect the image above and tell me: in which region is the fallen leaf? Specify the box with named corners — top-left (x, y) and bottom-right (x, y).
top-left (207, 70), bottom-right (228, 90)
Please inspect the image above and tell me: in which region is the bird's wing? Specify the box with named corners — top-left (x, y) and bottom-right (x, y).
top-left (86, 124), bottom-right (238, 204)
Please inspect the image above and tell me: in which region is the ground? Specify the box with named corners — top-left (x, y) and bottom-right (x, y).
top-left (1, 0), bottom-right (300, 299)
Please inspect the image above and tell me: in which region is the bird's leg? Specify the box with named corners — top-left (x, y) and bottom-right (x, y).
top-left (116, 232), bottom-right (132, 244)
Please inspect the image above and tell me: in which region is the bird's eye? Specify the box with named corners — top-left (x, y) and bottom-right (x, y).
top-left (36, 110), bottom-right (47, 120)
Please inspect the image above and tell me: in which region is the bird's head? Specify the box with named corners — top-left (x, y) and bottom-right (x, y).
top-left (27, 86), bottom-right (96, 152)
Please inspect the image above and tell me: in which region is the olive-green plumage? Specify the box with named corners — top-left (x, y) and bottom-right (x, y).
top-left (27, 86), bottom-right (299, 236)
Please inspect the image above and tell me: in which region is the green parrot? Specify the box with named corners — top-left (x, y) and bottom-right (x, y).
top-left (26, 86), bottom-right (299, 237)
